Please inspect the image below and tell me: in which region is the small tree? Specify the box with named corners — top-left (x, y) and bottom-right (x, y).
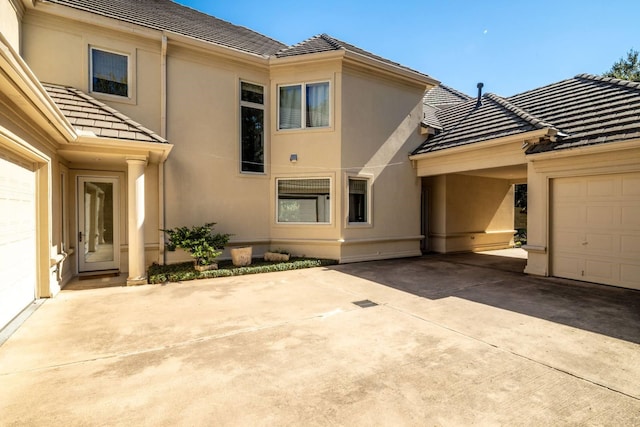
top-left (162, 222), bottom-right (231, 266)
top-left (603, 49), bottom-right (640, 81)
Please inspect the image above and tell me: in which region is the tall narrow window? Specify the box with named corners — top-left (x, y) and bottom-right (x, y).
top-left (277, 178), bottom-right (331, 223)
top-left (90, 48), bottom-right (129, 97)
top-left (278, 82), bottom-right (330, 130)
top-left (348, 178), bottom-right (369, 223)
top-left (240, 82), bottom-right (265, 173)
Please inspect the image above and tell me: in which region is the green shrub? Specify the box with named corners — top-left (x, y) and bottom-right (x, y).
top-left (161, 222), bottom-right (231, 266)
top-left (148, 258), bottom-right (338, 284)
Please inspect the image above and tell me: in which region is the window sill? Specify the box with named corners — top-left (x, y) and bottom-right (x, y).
top-left (89, 91), bottom-right (137, 106)
top-left (239, 171), bottom-right (268, 178)
top-left (275, 126), bottom-right (334, 134)
top-left (346, 222), bottom-right (373, 229)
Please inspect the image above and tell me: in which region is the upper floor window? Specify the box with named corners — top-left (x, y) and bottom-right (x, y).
top-left (90, 48), bottom-right (129, 97)
top-left (240, 82), bottom-right (265, 173)
top-left (278, 82), bottom-right (329, 130)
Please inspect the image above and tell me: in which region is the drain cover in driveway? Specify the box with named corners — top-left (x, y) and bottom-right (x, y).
top-left (352, 299), bottom-right (378, 308)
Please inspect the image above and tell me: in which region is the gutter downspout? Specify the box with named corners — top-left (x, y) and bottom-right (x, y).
top-left (159, 33), bottom-right (168, 264)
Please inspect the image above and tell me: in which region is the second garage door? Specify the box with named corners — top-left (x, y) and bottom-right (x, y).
top-left (0, 154), bottom-right (37, 330)
top-left (551, 172), bottom-right (640, 290)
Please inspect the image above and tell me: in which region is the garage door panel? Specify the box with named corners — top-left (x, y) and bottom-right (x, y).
top-left (587, 178), bottom-right (616, 198)
top-left (621, 264), bottom-right (640, 290)
top-left (552, 172), bottom-right (640, 289)
top-left (555, 180), bottom-right (584, 199)
top-left (621, 206), bottom-right (640, 227)
top-left (554, 231), bottom-right (583, 251)
top-left (584, 259), bottom-right (613, 280)
top-left (584, 233), bottom-right (614, 253)
top-left (621, 235), bottom-right (640, 254)
top-left (554, 205), bottom-right (586, 227)
top-left (554, 255), bottom-right (581, 277)
top-left (586, 205), bottom-right (619, 227)
top-left (622, 176), bottom-right (640, 196)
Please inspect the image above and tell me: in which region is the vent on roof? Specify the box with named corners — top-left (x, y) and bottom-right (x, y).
top-left (476, 82), bottom-right (484, 108)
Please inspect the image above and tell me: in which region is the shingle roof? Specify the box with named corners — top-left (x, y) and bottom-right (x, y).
top-left (42, 0), bottom-right (286, 56)
top-left (412, 74), bottom-right (640, 155)
top-left (276, 34), bottom-right (435, 80)
top-left (43, 83), bottom-right (168, 143)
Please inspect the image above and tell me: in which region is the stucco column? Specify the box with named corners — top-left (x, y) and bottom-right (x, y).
top-left (126, 157), bottom-right (147, 285)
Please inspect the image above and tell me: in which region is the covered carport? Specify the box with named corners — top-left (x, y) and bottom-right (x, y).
top-left (412, 75), bottom-right (640, 290)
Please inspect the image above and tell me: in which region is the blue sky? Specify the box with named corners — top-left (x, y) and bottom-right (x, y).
top-left (177, 0), bottom-right (639, 97)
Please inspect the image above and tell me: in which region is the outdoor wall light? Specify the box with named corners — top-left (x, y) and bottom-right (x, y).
top-left (290, 153), bottom-right (298, 163)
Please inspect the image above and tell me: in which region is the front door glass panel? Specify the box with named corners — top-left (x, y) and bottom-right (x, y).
top-left (78, 177), bottom-right (119, 272)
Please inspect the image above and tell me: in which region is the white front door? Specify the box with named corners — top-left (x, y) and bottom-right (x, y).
top-left (78, 176), bottom-right (120, 272)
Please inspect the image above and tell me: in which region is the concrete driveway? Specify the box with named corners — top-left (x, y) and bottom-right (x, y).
top-left (1, 252), bottom-right (639, 426)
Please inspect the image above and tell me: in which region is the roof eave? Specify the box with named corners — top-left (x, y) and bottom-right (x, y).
top-left (69, 135), bottom-right (174, 163)
top-left (29, 1), bottom-right (272, 64)
top-left (526, 138), bottom-right (640, 161)
top-left (343, 50), bottom-right (439, 88)
top-left (165, 30), bottom-right (270, 65)
top-left (269, 50), bottom-right (346, 67)
top-left (409, 128), bottom-right (555, 161)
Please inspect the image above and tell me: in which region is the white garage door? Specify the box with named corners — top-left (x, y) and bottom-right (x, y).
top-left (0, 155), bottom-right (36, 330)
top-left (552, 172), bottom-right (640, 290)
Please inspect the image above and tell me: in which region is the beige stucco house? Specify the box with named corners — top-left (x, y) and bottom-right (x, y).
top-left (1, 0), bottom-right (638, 331)
top-left (0, 0), bottom-right (438, 330)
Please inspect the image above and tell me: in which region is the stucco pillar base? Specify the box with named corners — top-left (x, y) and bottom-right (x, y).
top-left (126, 276), bottom-right (148, 286)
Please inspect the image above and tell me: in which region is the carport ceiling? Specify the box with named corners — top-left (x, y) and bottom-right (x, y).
top-left (458, 164), bottom-right (527, 180)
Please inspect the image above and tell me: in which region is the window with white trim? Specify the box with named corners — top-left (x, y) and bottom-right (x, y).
top-left (278, 82), bottom-right (330, 130)
top-left (90, 47), bottom-right (129, 97)
top-left (348, 177), bottom-right (369, 223)
top-left (277, 178), bottom-right (331, 223)
top-left (240, 81), bottom-right (265, 173)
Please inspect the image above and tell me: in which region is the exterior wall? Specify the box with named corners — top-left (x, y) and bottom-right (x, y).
top-left (21, 9), bottom-right (258, 266)
top-left (19, 5), bottom-right (433, 266)
top-left (268, 58), bottom-right (343, 260)
top-left (164, 44), bottom-right (271, 263)
top-left (1, 0), bottom-right (22, 52)
top-left (22, 11), bottom-right (162, 133)
top-left (424, 174), bottom-right (515, 253)
top-left (524, 142), bottom-right (640, 278)
top-left (339, 66), bottom-right (426, 262)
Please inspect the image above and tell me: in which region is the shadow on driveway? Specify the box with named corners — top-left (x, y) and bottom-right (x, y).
top-left (330, 253), bottom-right (640, 345)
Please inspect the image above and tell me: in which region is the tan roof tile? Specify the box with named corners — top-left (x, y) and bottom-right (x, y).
top-left (276, 34), bottom-right (434, 80)
top-left (413, 74), bottom-right (640, 155)
top-left (46, 0), bottom-right (285, 57)
top-left (43, 83), bottom-right (168, 144)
